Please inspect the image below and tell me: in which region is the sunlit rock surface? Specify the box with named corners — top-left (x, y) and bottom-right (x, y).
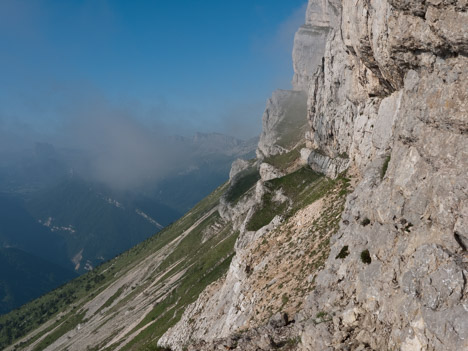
top-left (161, 1), bottom-right (468, 350)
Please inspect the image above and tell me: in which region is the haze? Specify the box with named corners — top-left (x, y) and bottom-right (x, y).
top-left (0, 0), bottom-right (308, 190)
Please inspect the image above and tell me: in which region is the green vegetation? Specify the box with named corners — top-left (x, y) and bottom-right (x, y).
top-left (337, 152), bottom-right (349, 159)
top-left (313, 311), bottom-right (332, 325)
top-left (0, 183), bottom-right (230, 350)
top-left (122, 251), bottom-right (235, 351)
top-left (335, 245), bottom-right (349, 259)
top-left (246, 193), bottom-right (289, 232)
top-left (33, 311), bottom-right (86, 351)
top-left (224, 166), bottom-right (260, 204)
top-left (0, 148), bottom-right (353, 350)
top-left (360, 249), bottom-right (372, 264)
top-left (274, 336), bottom-right (301, 349)
top-left (281, 293), bottom-right (289, 307)
top-left (286, 336), bottom-right (301, 346)
top-left (381, 155), bottom-right (391, 180)
top-left (95, 285), bottom-right (126, 315)
top-left (360, 218), bottom-right (371, 226)
top-left (315, 311), bottom-right (327, 319)
top-left (263, 148), bottom-right (301, 171)
top-left (305, 177), bottom-right (350, 274)
top-left (120, 215), bottom-right (238, 351)
top-left (247, 167), bottom-right (334, 231)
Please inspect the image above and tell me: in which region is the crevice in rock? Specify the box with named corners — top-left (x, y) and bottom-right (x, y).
top-left (454, 232), bottom-right (467, 251)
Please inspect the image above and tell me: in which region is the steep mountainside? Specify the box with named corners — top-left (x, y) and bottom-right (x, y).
top-left (0, 132), bottom-right (255, 315)
top-left (2, 1), bottom-right (467, 351)
top-left (0, 72), bottom-right (324, 350)
top-left (163, 0), bottom-right (468, 349)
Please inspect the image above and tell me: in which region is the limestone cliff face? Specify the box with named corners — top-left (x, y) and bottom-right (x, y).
top-left (298, 1), bottom-right (468, 349)
top-left (292, 0), bottom-right (340, 91)
top-left (161, 0), bottom-right (467, 350)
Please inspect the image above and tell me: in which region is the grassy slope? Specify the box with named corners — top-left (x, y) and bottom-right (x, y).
top-left (1, 146), bottom-right (350, 351)
top-left (247, 167), bottom-right (336, 232)
top-left (224, 166), bottom-right (260, 205)
top-left (0, 182), bottom-right (233, 350)
top-left (263, 148), bottom-right (301, 172)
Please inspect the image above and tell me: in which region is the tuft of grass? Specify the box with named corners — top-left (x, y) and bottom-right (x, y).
top-left (360, 218), bottom-right (371, 226)
top-left (337, 152), bottom-right (349, 159)
top-left (316, 311), bottom-right (327, 319)
top-left (286, 336), bottom-right (301, 346)
top-left (335, 245), bottom-right (349, 259)
top-left (281, 293), bottom-right (289, 307)
top-left (313, 311), bottom-right (332, 325)
top-left (381, 155), bottom-right (391, 180)
top-left (360, 249), bottom-right (372, 264)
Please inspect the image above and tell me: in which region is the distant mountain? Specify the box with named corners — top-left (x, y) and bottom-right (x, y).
top-left (0, 142), bottom-right (69, 194)
top-left (159, 133), bottom-right (258, 212)
top-left (0, 132), bottom-right (256, 314)
top-left (0, 247), bottom-right (77, 315)
top-left (24, 176), bottom-right (181, 273)
top-left (190, 132), bottom-right (258, 157)
top-left (0, 193), bottom-right (70, 269)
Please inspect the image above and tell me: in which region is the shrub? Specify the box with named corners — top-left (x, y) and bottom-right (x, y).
top-left (337, 152), bottom-right (349, 159)
top-left (335, 245), bottom-right (349, 259)
top-left (381, 155), bottom-right (391, 180)
top-left (360, 218), bottom-right (371, 226)
top-left (281, 293), bottom-right (289, 306)
top-left (360, 249), bottom-right (371, 264)
top-left (286, 336), bottom-right (301, 346)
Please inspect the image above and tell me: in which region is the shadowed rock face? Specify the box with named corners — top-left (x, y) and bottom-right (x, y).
top-left (160, 1), bottom-right (468, 350)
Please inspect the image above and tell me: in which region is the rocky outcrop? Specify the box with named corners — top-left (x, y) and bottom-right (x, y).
top-left (229, 159), bottom-right (251, 181)
top-left (259, 163), bottom-right (285, 181)
top-left (161, 0), bottom-right (468, 350)
top-left (160, 176), bottom-right (349, 350)
top-left (301, 148), bottom-right (349, 178)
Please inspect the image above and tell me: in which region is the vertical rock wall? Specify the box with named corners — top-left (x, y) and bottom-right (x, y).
top-left (160, 1), bottom-right (468, 350)
top-left (299, 1), bottom-right (468, 350)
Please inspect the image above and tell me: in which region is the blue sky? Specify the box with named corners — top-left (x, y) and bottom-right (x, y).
top-left (0, 0), bottom-right (307, 139)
